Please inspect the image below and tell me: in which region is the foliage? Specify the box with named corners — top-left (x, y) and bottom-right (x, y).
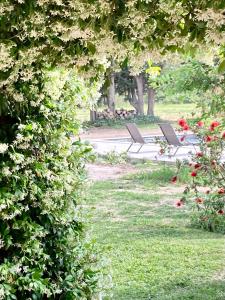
top-left (83, 115), bottom-right (161, 129)
top-left (174, 118), bottom-right (225, 233)
top-left (151, 59), bottom-right (219, 105)
top-left (45, 69), bottom-right (102, 110)
top-left (0, 70), bottom-right (105, 298)
top-left (96, 151), bottom-right (130, 165)
top-left (1, 0), bottom-right (225, 298)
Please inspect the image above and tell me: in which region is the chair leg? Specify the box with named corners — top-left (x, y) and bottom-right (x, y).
top-left (137, 144), bottom-right (144, 153)
top-left (192, 144), bottom-right (197, 153)
top-left (127, 143), bottom-right (133, 152)
top-left (172, 147), bottom-right (180, 156)
top-left (127, 143), bottom-right (144, 153)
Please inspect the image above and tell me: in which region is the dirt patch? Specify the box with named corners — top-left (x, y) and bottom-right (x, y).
top-left (213, 269), bottom-right (225, 281)
top-left (157, 185), bottom-right (185, 195)
top-left (81, 127), bottom-right (161, 140)
top-left (86, 163), bottom-right (137, 181)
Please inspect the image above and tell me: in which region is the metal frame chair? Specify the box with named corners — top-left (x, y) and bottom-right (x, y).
top-left (158, 123), bottom-right (198, 156)
top-left (126, 123), bottom-right (150, 153)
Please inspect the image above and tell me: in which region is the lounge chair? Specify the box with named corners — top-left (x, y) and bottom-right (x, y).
top-left (126, 123), bottom-right (150, 153)
top-left (158, 123), bottom-right (198, 155)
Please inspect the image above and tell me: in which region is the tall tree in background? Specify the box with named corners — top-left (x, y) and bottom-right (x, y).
top-left (147, 87), bottom-right (156, 116)
top-left (115, 67), bottom-right (145, 115)
top-left (134, 74), bottom-right (145, 115)
top-left (146, 62), bottom-right (162, 116)
top-left (107, 72), bottom-right (116, 113)
top-left (114, 64), bottom-right (158, 116)
top-left (151, 58), bottom-right (220, 113)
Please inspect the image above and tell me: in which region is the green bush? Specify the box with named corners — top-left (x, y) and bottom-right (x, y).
top-left (151, 59), bottom-right (219, 106)
top-left (0, 2), bottom-right (109, 297)
top-left (83, 115), bottom-right (161, 129)
top-left (0, 72), bottom-right (104, 298)
top-left (174, 118), bottom-right (225, 233)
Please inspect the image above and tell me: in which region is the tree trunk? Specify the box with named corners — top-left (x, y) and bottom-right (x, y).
top-left (107, 73), bottom-right (115, 113)
top-left (135, 74), bottom-right (144, 115)
top-left (128, 87), bottom-right (138, 113)
top-left (147, 87), bottom-right (155, 116)
top-left (90, 110), bottom-right (97, 122)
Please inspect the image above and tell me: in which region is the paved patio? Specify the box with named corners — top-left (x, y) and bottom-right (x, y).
top-left (87, 135), bottom-right (198, 163)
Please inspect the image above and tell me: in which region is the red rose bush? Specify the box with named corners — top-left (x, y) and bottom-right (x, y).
top-left (170, 118), bottom-right (225, 232)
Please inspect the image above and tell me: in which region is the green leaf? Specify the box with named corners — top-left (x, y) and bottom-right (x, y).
top-left (25, 124), bottom-right (33, 131)
top-left (218, 60), bottom-right (225, 73)
top-left (32, 270), bottom-right (42, 280)
top-left (87, 42), bottom-right (96, 55)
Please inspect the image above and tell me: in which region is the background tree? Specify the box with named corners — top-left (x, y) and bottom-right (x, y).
top-left (113, 63), bottom-right (159, 116)
top-left (115, 67), bottom-right (145, 115)
top-left (151, 58), bottom-right (220, 113)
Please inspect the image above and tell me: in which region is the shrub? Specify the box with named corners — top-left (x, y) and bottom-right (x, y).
top-left (96, 151), bottom-right (130, 165)
top-left (172, 118), bottom-right (225, 233)
top-left (83, 115), bottom-right (161, 129)
top-left (0, 71), bottom-right (104, 298)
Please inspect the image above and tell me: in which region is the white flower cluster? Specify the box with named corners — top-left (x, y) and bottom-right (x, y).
top-left (0, 43), bottom-right (15, 72)
top-left (0, 144), bottom-right (8, 154)
top-left (0, 2), bottom-right (14, 16)
top-left (9, 152), bottom-right (25, 164)
top-left (0, 239), bottom-right (4, 249)
top-left (0, 288), bottom-right (4, 300)
top-left (2, 167), bottom-right (12, 177)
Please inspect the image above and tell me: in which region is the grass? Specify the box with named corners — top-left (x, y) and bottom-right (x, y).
top-left (129, 163), bottom-right (191, 186)
top-left (78, 102), bottom-right (198, 129)
top-left (86, 163), bottom-right (225, 299)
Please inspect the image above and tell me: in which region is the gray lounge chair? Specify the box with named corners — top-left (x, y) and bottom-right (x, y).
top-left (126, 123), bottom-right (149, 153)
top-left (158, 123), bottom-right (197, 155)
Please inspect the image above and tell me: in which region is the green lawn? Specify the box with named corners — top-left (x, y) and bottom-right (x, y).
top-left (87, 163), bottom-right (225, 300)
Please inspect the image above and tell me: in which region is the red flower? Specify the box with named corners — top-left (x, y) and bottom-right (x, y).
top-left (218, 209), bottom-right (224, 215)
top-left (211, 160), bottom-right (216, 166)
top-left (194, 163), bottom-right (201, 169)
top-left (191, 171), bottom-right (197, 177)
top-left (195, 197), bottom-right (203, 204)
top-left (210, 121), bottom-right (220, 129)
top-left (180, 136), bottom-right (185, 142)
top-left (205, 136), bottom-right (213, 142)
top-left (176, 200), bottom-right (183, 207)
top-left (183, 124), bottom-right (190, 131)
top-left (210, 121), bottom-right (220, 131)
top-left (171, 176), bottom-right (177, 183)
top-left (222, 132), bottom-right (225, 139)
top-left (178, 119), bottom-right (187, 127)
top-left (197, 121), bottom-right (204, 127)
top-left (196, 152), bottom-right (203, 157)
top-left (218, 188), bottom-right (225, 194)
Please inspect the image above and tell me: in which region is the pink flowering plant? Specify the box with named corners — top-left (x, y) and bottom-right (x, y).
top-left (169, 118), bottom-right (225, 232)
